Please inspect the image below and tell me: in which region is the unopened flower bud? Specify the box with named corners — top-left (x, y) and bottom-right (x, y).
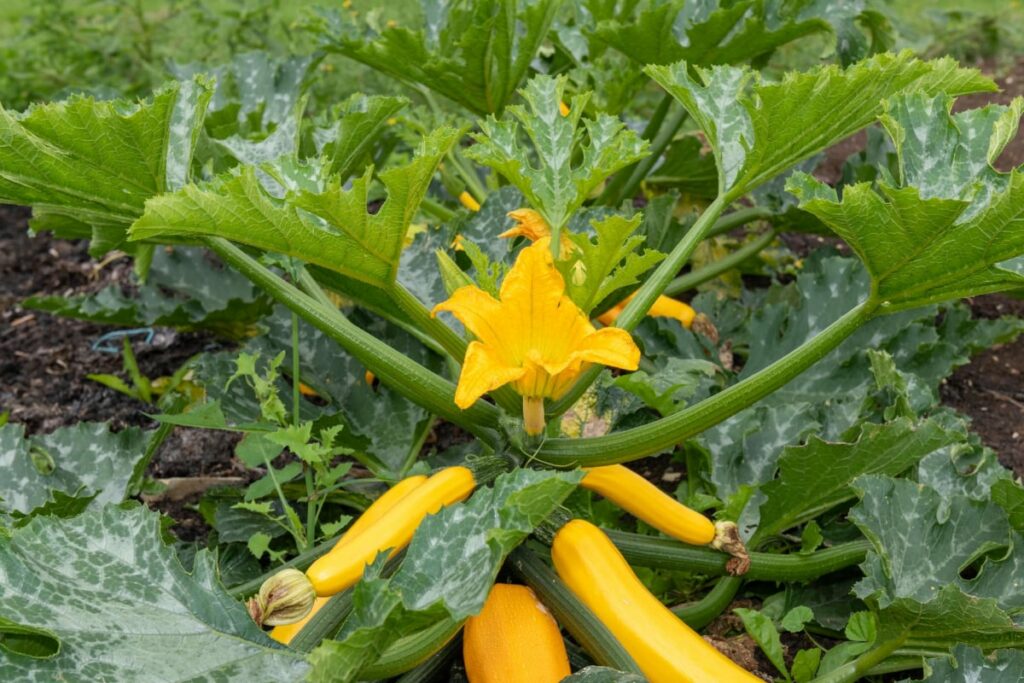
top-left (247, 569), bottom-right (316, 628)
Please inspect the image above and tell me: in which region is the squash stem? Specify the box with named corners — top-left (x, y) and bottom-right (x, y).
top-left (672, 576), bottom-right (743, 630)
top-left (538, 299), bottom-right (878, 465)
top-left (608, 531), bottom-right (871, 582)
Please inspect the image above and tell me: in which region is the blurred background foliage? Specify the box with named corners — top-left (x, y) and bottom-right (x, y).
top-left (0, 0), bottom-right (1020, 113)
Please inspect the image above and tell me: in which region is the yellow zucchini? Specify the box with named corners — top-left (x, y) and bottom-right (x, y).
top-left (551, 519), bottom-right (761, 683)
top-left (581, 465), bottom-right (715, 545)
top-left (269, 595), bottom-right (328, 645)
top-left (463, 584), bottom-right (571, 683)
top-left (306, 467), bottom-right (476, 596)
top-left (270, 475), bottom-right (427, 644)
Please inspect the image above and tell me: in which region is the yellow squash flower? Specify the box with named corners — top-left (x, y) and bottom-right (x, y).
top-left (500, 209), bottom-right (575, 259)
top-left (433, 237), bottom-right (640, 435)
top-left (598, 292), bottom-right (697, 329)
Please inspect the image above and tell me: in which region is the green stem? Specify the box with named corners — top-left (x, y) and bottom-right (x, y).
top-left (811, 635), bottom-right (908, 683)
top-left (388, 281), bottom-right (467, 361)
top-left (664, 228), bottom-right (777, 297)
top-left (705, 206), bottom-right (775, 239)
top-left (127, 411), bottom-right (178, 496)
top-left (263, 451), bottom-right (306, 550)
top-left (509, 545), bottom-right (644, 675)
top-left (863, 655), bottom-right (928, 676)
top-left (612, 105), bottom-right (688, 205)
top-left (599, 93), bottom-right (674, 205)
top-left (608, 531), bottom-right (871, 582)
top-left (420, 196), bottom-right (457, 222)
top-left (290, 306), bottom-right (317, 551)
top-left (450, 147), bottom-right (487, 201)
top-left (205, 237), bottom-right (501, 442)
top-left (538, 299), bottom-right (877, 465)
top-left (547, 194), bottom-right (730, 417)
top-left (394, 633), bottom-right (462, 683)
top-left (672, 576), bottom-right (742, 630)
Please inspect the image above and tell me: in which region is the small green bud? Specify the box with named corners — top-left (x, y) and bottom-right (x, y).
top-left (247, 568), bottom-right (316, 627)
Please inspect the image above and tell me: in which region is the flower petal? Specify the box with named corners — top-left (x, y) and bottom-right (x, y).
top-left (573, 327), bottom-right (641, 371)
top-left (432, 285), bottom-right (504, 347)
top-left (453, 341), bottom-right (526, 408)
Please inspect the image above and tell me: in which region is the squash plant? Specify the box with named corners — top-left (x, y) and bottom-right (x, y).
top-left (2, 1), bottom-right (1024, 682)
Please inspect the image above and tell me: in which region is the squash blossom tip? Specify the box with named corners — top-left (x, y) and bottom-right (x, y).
top-left (248, 568), bottom-right (316, 628)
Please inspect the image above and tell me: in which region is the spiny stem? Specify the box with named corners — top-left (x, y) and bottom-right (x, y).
top-left (538, 300), bottom-right (877, 465)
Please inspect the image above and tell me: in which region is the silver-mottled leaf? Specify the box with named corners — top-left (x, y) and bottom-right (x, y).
top-left (0, 505), bottom-right (308, 681)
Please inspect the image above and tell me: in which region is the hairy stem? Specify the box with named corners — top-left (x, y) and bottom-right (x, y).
top-left (538, 299), bottom-right (877, 465)
top-left (672, 576), bottom-right (743, 630)
top-left (664, 228), bottom-right (777, 297)
top-left (608, 531), bottom-right (871, 582)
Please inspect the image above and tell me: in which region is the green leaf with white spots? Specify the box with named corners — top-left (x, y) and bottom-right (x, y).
top-left (312, 0), bottom-right (562, 115)
top-left (0, 423), bottom-right (147, 519)
top-left (562, 667), bottom-right (645, 683)
top-left (592, 0), bottom-right (890, 69)
top-left (23, 246), bottom-right (271, 339)
top-left (0, 505), bottom-right (308, 681)
top-left (465, 75), bottom-right (649, 249)
top-left (850, 476), bottom-right (1024, 649)
top-left (790, 95), bottom-right (1024, 312)
top-left (0, 79), bottom-right (212, 256)
top-left (306, 468), bottom-right (582, 682)
top-left (316, 94), bottom-right (407, 181)
top-left (756, 417), bottom-right (959, 540)
top-left (918, 645), bottom-right (1024, 682)
top-left (646, 51), bottom-right (994, 197)
top-left (130, 127), bottom-right (458, 288)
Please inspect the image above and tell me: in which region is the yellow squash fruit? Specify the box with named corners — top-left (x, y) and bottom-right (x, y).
top-left (269, 474), bottom-right (427, 644)
top-left (463, 584), bottom-right (571, 683)
top-left (269, 595), bottom-right (329, 645)
top-left (306, 467), bottom-right (476, 596)
top-left (581, 465), bottom-right (715, 545)
top-left (551, 519), bottom-right (761, 683)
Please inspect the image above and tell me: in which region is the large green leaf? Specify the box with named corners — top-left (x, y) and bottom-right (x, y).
top-left (0, 423), bottom-right (146, 519)
top-left (0, 79), bottom-right (212, 255)
top-left (466, 75), bottom-right (648, 247)
top-left (646, 51), bottom-right (993, 198)
top-left (756, 418), bottom-right (959, 540)
top-left (695, 253), bottom-right (1006, 505)
top-left (789, 95), bottom-right (1024, 312)
top-left (316, 94), bottom-right (407, 181)
top-left (312, 0), bottom-right (562, 115)
top-left (23, 246), bottom-right (271, 339)
top-left (0, 505), bottom-right (307, 681)
top-left (306, 468), bottom-right (581, 682)
top-left (850, 476), bottom-right (1024, 649)
top-left (592, 0), bottom-right (886, 69)
top-left (918, 645), bottom-right (1024, 682)
top-left (130, 127), bottom-right (458, 287)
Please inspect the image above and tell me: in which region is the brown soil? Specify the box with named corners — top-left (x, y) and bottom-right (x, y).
top-left (0, 205), bottom-right (243, 483)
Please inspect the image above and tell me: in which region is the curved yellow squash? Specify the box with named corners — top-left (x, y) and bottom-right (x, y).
top-left (269, 595), bottom-right (328, 645)
top-left (581, 465), bottom-right (715, 545)
top-left (464, 584), bottom-right (571, 683)
top-left (269, 475), bottom-right (427, 645)
top-left (552, 519), bottom-right (761, 683)
top-left (306, 467), bottom-right (476, 596)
